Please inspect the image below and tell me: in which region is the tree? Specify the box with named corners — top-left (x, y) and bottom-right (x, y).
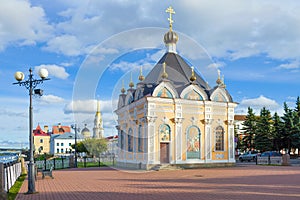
top-left (272, 112), bottom-right (284, 151)
top-left (83, 138), bottom-right (108, 158)
top-left (71, 142), bottom-right (87, 153)
top-left (281, 102), bottom-right (295, 153)
top-left (255, 107), bottom-right (273, 151)
top-left (295, 96), bottom-right (300, 117)
top-left (241, 107), bottom-right (257, 150)
top-left (291, 97), bottom-right (300, 154)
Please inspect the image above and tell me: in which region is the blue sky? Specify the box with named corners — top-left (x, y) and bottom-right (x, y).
top-left (1, 0), bottom-right (300, 148)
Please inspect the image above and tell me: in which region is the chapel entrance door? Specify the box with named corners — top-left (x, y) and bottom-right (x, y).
top-left (160, 143), bottom-right (170, 163)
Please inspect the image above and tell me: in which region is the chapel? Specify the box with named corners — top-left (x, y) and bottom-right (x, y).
top-left (115, 6), bottom-right (237, 169)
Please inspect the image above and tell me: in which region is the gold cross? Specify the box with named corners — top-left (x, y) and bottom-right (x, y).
top-left (166, 6), bottom-right (175, 31)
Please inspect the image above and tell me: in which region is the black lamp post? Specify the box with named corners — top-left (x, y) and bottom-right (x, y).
top-left (71, 124), bottom-right (80, 168)
top-left (13, 68), bottom-right (50, 194)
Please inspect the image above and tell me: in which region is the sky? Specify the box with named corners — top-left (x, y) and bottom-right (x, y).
top-left (1, 0), bottom-right (300, 149)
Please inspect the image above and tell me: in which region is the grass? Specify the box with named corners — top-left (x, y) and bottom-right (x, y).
top-left (77, 161), bottom-right (114, 168)
top-left (7, 174), bottom-right (26, 200)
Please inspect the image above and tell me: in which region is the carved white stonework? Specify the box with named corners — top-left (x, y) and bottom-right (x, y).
top-left (176, 124), bottom-right (182, 161)
top-left (191, 117), bottom-right (196, 125)
top-left (143, 123), bottom-right (148, 154)
top-left (148, 121), bottom-right (156, 163)
top-left (146, 116), bottom-right (157, 123)
top-left (133, 107), bottom-right (137, 120)
top-left (229, 127), bottom-right (234, 160)
top-left (162, 116), bottom-right (169, 124)
top-left (226, 119), bottom-right (234, 126)
top-left (205, 126), bottom-right (211, 160)
top-left (174, 117), bottom-right (183, 124)
top-left (205, 119), bottom-right (213, 125)
top-left (140, 117), bottom-right (147, 123)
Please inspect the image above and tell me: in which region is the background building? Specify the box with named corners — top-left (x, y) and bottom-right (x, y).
top-left (33, 125), bottom-right (51, 154)
top-left (93, 100), bottom-right (104, 138)
top-left (106, 135), bottom-right (118, 156)
top-left (81, 124), bottom-right (91, 139)
top-left (50, 132), bottom-right (84, 156)
top-left (52, 123), bottom-right (71, 134)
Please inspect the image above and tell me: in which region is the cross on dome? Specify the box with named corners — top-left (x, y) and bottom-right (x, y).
top-left (166, 6), bottom-right (175, 31)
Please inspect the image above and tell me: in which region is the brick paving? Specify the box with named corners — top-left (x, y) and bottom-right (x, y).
top-left (16, 165), bottom-right (300, 200)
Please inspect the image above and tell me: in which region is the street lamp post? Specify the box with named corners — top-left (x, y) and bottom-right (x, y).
top-left (13, 68), bottom-right (50, 194)
top-left (71, 124), bottom-right (80, 168)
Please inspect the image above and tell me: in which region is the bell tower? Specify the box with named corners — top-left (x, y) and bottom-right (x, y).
top-left (93, 99), bottom-right (104, 138)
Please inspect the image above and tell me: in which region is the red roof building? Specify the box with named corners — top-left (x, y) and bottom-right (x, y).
top-left (33, 124), bottom-right (50, 136)
top-left (52, 123), bottom-right (71, 134)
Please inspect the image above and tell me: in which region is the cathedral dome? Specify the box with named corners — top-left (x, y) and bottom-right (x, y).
top-left (81, 124), bottom-right (91, 139)
top-left (81, 127), bottom-right (90, 134)
top-left (164, 30), bottom-right (178, 45)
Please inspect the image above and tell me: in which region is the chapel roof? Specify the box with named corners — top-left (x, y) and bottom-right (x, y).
top-left (143, 52), bottom-right (210, 94)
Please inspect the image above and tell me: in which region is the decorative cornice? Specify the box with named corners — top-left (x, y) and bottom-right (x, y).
top-left (202, 119), bottom-right (213, 125)
top-left (170, 117), bottom-right (184, 124)
top-left (146, 116), bottom-right (157, 123)
top-left (225, 119), bottom-right (234, 126)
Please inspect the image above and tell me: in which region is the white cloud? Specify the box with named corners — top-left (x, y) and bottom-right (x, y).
top-left (90, 47), bottom-right (119, 55)
top-left (277, 60), bottom-right (299, 70)
top-left (237, 95), bottom-right (281, 115)
top-left (64, 99), bottom-right (116, 114)
top-left (109, 61), bottom-right (153, 72)
top-left (108, 50), bottom-right (162, 72)
top-left (149, 49), bottom-right (165, 61)
top-left (0, 0), bottom-right (52, 51)
top-left (207, 62), bottom-right (226, 69)
top-left (2, 1), bottom-right (300, 62)
top-left (39, 95), bottom-right (65, 104)
top-left (240, 95), bottom-right (279, 108)
top-left (0, 108), bottom-right (26, 118)
top-left (35, 64), bottom-right (69, 79)
top-left (43, 35), bottom-right (83, 56)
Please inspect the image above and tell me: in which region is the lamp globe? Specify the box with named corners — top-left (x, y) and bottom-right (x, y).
top-left (14, 71), bottom-right (24, 81)
top-left (39, 68), bottom-right (49, 79)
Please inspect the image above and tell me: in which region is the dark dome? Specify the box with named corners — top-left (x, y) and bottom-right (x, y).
top-left (164, 30), bottom-right (178, 44)
top-left (81, 127), bottom-right (90, 133)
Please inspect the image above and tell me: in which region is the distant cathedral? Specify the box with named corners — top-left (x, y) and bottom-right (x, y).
top-left (115, 6), bottom-right (237, 170)
top-left (93, 99), bottom-right (104, 138)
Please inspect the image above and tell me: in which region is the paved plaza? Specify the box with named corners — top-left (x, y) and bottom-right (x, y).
top-left (16, 165), bottom-right (300, 200)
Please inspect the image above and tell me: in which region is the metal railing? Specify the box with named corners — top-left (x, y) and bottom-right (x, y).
top-left (35, 157), bottom-right (71, 170)
top-left (0, 161), bottom-right (22, 192)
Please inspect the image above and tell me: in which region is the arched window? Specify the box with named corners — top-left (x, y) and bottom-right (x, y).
top-left (157, 87), bottom-right (173, 98)
top-left (138, 125), bottom-right (143, 152)
top-left (184, 90), bottom-right (203, 100)
top-left (213, 93), bottom-right (227, 102)
top-left (159, 124), bottom-right (171, 142)
top-left (128, 95), bottom-right (134, 104)
top-left (187, 126), bottom-right (201, 159)
top-left (128, 128), bottom-right (133, 152)
top-left (215, 126), bottom-right (224, 151)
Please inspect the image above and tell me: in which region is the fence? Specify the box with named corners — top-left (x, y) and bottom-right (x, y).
top-left (35, 157), bottom-right (71, 170)
top-left (0, 161), bottom-right (22, 192)
top-left (78, 155), bottom-right (116, 168)
top-left (257, 156), bottom-right (282, 165)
